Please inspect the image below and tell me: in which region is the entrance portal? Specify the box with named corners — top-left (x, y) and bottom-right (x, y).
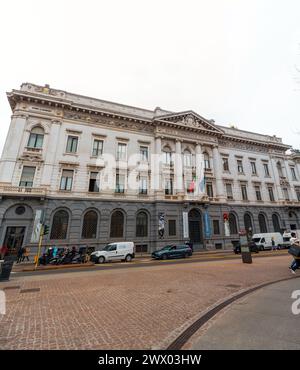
top-left (3, 227), bottom-right (26, 252)
top-left (188, 209), bottom-right (203, 248)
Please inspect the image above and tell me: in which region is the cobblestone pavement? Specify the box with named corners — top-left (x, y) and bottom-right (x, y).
top-left (0, 255), bottom-right (294, 349)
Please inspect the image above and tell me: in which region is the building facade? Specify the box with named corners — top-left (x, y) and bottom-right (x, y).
top-left (0, 83), bottom-right (299, 253)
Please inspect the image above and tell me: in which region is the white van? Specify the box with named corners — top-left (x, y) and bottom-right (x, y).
top-left (282, 230), bottom-right (300, 248)
top-left (251, 232), bottom-right (283, 250)
top-left (90, 242), bottom-right (135, 263)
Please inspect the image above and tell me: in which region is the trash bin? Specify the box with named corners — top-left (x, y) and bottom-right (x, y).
top-left (239, 230), bottom-right (252, 264)
top-left (0, 255), bottom-right (16, 281)
top-left (241, 245), bottom-right (252, 264)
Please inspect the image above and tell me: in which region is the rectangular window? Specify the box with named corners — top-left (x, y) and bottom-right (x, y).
top-left (89, 172), bottom-right (100, 192)
top-left (163, 151), bottom-right (172, 166)
top-left (140, 146), bottom-right (148, 162)
top-left (255, 185), bottom-right (262, 201)
top-left (139, 176), bottom-right (148, 194)
top-left (213, 220), bottom-right (220, 235)
top-left (115, 173), bottom-right (125, 193)
top-left (66, 136), bottom-right (78, 153)
top-left (291, 167), bottom-right (297, 181)
top-left (165, 178), bottom-right (173, 195)
top-left (60, 169), bottom-right (74, 191)
top-left (28, 133), bottom-right (43, 148)
top-left (241, 185), bottom-right (248, 200)
top-left (251, 161), bottom-right (257, 175)
top-left (206, 183), bottom-right (214, 198)
top-left (168, 220), bottom-right (176, 236)
top-left (117, 143), bottom-right (127, 161)
top-left (222, 157), bottom-right (229, 171)
top-left (92, 139), bottom-right (103, 157)
top-left (268, 186), bottom-right (275, 202)
top-left (295, 187), bottom-right (300, 202)
top-left (283, 187), bottom-right (289, 201)
top-left (226, 183), bottom-right (233, 200)
top-left (237, 160), bottom-right (244, 174)
top-left (19, 166), bottom-right (36, 187)
top-left (263, 163), bottom-right (270, 177)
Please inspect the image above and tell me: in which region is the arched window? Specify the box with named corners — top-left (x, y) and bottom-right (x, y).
top-left (50, 210), bottom-right (69, 240)
top-left (110, 210), bottom-right (124, 238)
top-left (276, 161), bottom-right (283, 178)
top-left (136, 211), bottom-right (148, 237)
top-left (229, 213), bottom-right (238, 234)
top-left (203, 152), bottom-right (210, 169)
top-left (81, 210), bottom-right (98, 239)
top-left (272, 214), bottom-right (281, 232)
top-left (27, 126), bottom-right (44, 148)
top-left (163, 146), bottom-right (172, 166)
top-left (258, 214), bottom-right (268, 233)
top-left (244, 213), bottom-right (253, 233)
top-left (183, 150), bottom-right (192, 167)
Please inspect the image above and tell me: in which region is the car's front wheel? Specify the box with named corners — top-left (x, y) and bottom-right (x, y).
top-left (162, 254), bottom-right (168, 260)
top-left (98, 256), bottom-right (105, 264)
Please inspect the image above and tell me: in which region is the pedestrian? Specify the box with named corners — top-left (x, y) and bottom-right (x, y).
top-left (17, 246), bottom-right (24, 263)
top-left (289, 232), bottom-right (300, 274)
top-left (0, 245), bottom-right (8, 260)
top-left (271, 237), bottom-right (276, 251)
top-left (22, 246), bottom-right (30, 262)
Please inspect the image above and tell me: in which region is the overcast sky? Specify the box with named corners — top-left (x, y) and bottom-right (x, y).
top-left (0, 0), bottom-right (299, 155)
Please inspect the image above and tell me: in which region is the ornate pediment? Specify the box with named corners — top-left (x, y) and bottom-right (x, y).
top-left (154, 110), bottom-right (224, 135)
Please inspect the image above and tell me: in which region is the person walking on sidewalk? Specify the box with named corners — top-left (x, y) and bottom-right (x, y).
top-left (289, 232), bottom-right (300, 274)
top-left (17, 246), bottom-right (25, 263)
top-left (271, 237), bottom-right (276, 251)
top-left (22, 246), bottom-right (30, 262)
top-left (0, 245), bottom-right (8, 260)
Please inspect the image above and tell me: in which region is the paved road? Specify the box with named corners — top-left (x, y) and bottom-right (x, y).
top-left (190, 277), bottom-right (300, 350)
top-left (13, 249), bottom-right (288, 277)
top-left (0, 255), bottom-right (295, 350)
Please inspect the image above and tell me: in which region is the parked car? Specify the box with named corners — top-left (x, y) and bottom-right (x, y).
top-left (251, 232), bottom-right (283, 250)
top-left (90, 242), bottom-right (135, 263)
top-left (151, 244), bottom-right (193, 260)
top-left (233, 241), bottom-right (259, 254)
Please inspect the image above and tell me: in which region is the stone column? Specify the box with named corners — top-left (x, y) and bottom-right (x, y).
top-left (212, 145), bottom-right (225, 201)
top-left (153, 136), bottom-right (162, 195)
top-left (174, 139), bottom-right (184, 195)
top-left (270, 157), bottom-right (284, 201)
top-left (284, 159), bottom-right (295, 201)
top-left (195, 143), bottom-right (203, 196)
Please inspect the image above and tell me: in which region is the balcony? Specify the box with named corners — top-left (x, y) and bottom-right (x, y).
top-left (0, 185), bottom-right (47, 197)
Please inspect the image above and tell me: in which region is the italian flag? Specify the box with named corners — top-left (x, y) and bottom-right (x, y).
top-left (188, 177), bottom-right (196, 193)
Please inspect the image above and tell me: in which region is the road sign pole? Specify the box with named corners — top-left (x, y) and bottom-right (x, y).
top-left (35, 225), bottom-right (44, 270)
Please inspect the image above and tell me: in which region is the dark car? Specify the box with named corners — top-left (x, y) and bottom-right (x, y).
top-left (151, 245), bottom-right (193, 260)
top-left (233, 241), bottom-right (259, 254)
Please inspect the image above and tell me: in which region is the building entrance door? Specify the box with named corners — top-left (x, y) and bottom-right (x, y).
top-left (188, 209), bottom-right (203, 248)
top-left (3, 227), bottom-right (26, 252)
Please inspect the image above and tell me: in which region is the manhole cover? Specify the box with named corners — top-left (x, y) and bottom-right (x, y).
top-left (20, 288), bottom-right (40, 294)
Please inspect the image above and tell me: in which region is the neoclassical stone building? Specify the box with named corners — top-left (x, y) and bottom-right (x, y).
top-left (0, 83), bottom-right (299, 253)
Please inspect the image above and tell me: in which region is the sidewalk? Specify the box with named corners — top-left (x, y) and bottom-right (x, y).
top-left (190, 277), bottom-right (300, 350)
top-left (12, 249), bottom-right (234, 272)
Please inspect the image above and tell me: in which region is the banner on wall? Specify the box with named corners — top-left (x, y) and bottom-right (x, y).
top-left (224, 220), bottom-right (231, 237)
top-left (182, 211), bottom-right (189, 239)
top-left (158, 213), bottom-right (165, 239)
top-left (30, 210), bottom-right (44, 243)
top-left (204, 210), bottom-right (212, 239)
